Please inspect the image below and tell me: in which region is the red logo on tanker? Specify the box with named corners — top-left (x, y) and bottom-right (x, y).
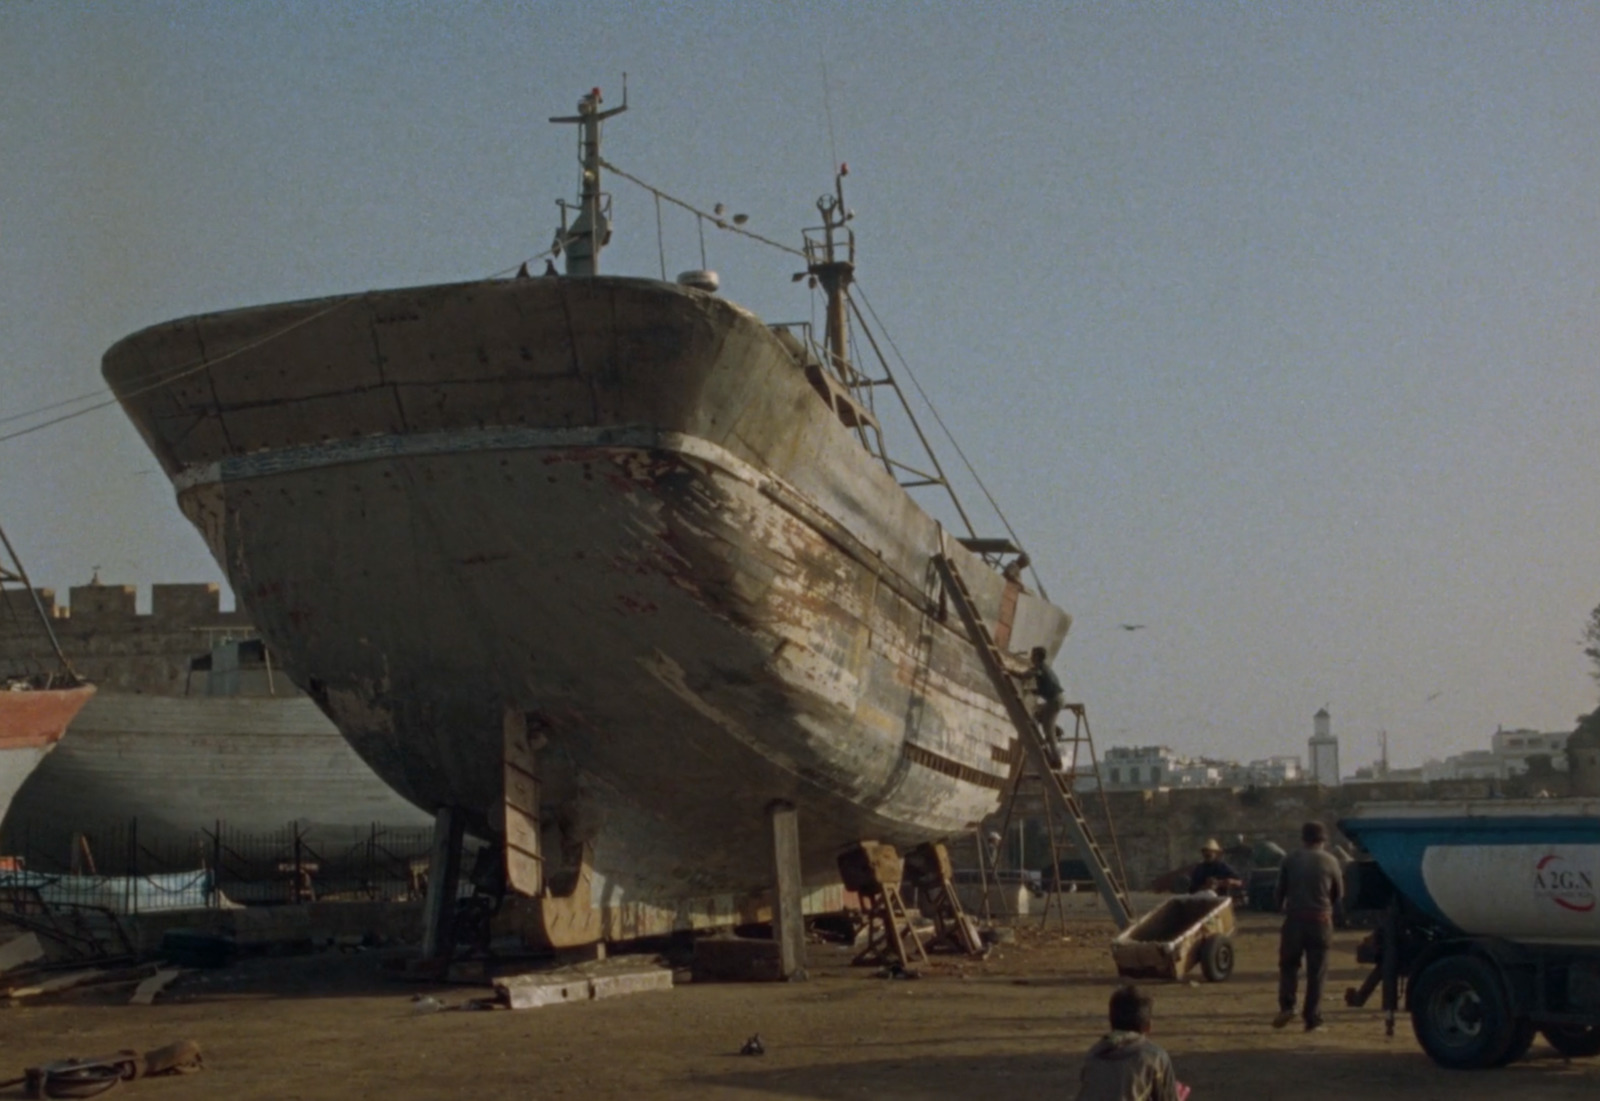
top-left (1534, 854), bottom-right (1596, 913)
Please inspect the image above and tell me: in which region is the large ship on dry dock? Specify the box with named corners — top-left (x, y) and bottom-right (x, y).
top-left (102, 89), bottom-right (1072, 939)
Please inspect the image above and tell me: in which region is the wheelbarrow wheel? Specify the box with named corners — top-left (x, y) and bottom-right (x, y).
top-left (1200, 934), bottom-right (1235, 982)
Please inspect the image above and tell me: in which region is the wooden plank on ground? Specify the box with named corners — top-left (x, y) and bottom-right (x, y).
top-left (130, 968), bottom-right (188, 1005)
top-left (0, 932), bottom-right (44, 974)
top-left (6, 963), bottom-right (157, 1000)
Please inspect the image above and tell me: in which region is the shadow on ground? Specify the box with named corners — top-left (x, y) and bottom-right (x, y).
top-left (694, 1046), bottom-right (1600, 1100)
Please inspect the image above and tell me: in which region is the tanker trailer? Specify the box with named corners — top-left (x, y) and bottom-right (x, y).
top-left (1339, 800), bottom-right (1600, 1068)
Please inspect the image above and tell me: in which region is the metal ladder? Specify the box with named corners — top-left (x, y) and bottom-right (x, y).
top-left (932, 546), bottom-right (1134, 929)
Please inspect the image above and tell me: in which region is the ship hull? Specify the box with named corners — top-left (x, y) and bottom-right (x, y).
top-left (1, 693), bottom-right (432, 865)
top-left (0, 684), bottom-right (95, 826)
top-left (105, 276), bottom-right (1070, 917)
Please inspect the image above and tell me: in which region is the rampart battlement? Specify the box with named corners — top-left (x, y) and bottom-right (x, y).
top-left (1, 582), bottom-right (250, 630)
top-left (0, 581), bottom-right (260, 694)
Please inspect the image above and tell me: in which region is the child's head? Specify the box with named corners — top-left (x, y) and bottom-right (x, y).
top-left (1108, 984), bottom-right (1153, 1034)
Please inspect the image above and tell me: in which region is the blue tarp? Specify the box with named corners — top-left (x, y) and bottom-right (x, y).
top-left (0, 868), bottom-right (214, 913)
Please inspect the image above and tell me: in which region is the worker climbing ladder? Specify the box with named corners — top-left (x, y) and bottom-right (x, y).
top-left (990, 706), bottom-right (1131, 930)
top-left (932, 543), bottom-right (1134, 930)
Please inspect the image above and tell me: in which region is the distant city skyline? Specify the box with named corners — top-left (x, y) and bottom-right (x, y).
top-left (3, 4), bottom-right (1597, 769)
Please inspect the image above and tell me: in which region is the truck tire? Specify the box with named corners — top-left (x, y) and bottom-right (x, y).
top-left (1199, 934), bottom-right (1235, 982)
top-left (1541, 1024), bottom-right (1600, 1059)
top-left (1495, 1019), bottom-right (1536, 1066)
top-left (1410, 955), bottom-right (1516, 1069)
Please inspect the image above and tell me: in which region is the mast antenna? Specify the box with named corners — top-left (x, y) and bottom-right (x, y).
top-left (803, 164), bottom-right (856, 382)
top-left (549, 79), bottom-right (628, 276)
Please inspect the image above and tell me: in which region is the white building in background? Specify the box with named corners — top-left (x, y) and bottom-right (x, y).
top-left (1410, 727), bottom-right (1572, 783)
top-left (1227, 755), bottom-right (1304, 787)
top-left (1309, 707), bottom-right (1340, 786)
top-left (1086, 746), bottom-right (1273, 792)
top-left (1422, 750), bottom-right (1503, 782)
top-left (1098, 745), bottom-right (1181, 790)
top-left (1491, 728), bottom-right (1569, 774)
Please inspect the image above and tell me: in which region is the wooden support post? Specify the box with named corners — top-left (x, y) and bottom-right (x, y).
top-left (768, 800), bottom-right (807, 981)
top-left (420, 806), bottom-right (464, 963)
top-left (502, 706), bottom-right (544, 897)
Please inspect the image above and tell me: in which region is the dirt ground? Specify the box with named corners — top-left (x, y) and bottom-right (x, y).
top-left (2, 910), bottom-right (1597, 1100)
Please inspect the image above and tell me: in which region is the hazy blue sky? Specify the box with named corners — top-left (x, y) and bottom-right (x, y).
top-left (3, 3), bottom-right (1598, 771)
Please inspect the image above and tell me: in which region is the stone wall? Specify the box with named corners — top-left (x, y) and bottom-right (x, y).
top-left (1, 582), bottom-right (256, 695)
top-left (994, 775), bottom-right (1570, 890)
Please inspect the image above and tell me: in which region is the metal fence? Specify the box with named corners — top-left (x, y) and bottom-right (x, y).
top-left (0, 819), bottom-right (437, 912)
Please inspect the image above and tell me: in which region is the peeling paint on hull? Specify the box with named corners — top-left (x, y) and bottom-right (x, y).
top-left (104, 276), bottom-right (1071, 925)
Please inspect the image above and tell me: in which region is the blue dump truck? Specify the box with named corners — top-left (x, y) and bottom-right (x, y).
top-left (1339, 800), bottom-right (1600, 1068)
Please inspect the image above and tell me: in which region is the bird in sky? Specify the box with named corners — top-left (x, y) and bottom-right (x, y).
top-left (1426, 691), bottom-right (1443, 703)
top-left (1119, 624), bottom-right (1147, 632)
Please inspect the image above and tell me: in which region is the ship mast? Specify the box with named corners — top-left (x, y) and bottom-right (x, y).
top-left (806, 166), bottom-right (856, 382)
top-left (549, 85), bottom-right (628, 276)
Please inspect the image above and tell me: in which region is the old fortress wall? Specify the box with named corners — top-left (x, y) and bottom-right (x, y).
top-left (0, 582), bottom-right (256, 694)
top-left (1022, 773), bottom-right (1567, 890)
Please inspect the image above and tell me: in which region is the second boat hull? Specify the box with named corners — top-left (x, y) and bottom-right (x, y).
top-left (0, 684), bottom-right (95, 827)
top-left (1, 692), bottom-right (432, 866)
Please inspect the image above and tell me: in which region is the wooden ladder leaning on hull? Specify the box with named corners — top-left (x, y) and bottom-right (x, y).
top-left (931, 545), bottom-right (1134, 931)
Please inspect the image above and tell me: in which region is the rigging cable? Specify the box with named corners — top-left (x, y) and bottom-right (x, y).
top-left (854, 282), bottom-right (1048, 601)
top-left (0, 249), bottom-right (558, 450)
top-left (598, 158), bottom-right (1035, 584)
top-left (0, 295), bottom-right (359, 449)
top-left (600, 159), bottom-right (806, 259)
top-left (0, 388), bottom-right (106, 428)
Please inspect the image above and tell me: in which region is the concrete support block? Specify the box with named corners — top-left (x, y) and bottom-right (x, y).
top-left (588, 964), bottom-right (674, 1000)
top-left (496, 970), bottom-right (590, 1009)
top-left (493, 961), bottom-right (673, 1009)
top-left (769, 799), bottom-right (806, 981)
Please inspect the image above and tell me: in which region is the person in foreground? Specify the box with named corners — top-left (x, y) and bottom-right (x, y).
top-left (1273, 819), bottom-right (1343, 1032)
top-left (1076, 984), bottom-right (1188, 1101)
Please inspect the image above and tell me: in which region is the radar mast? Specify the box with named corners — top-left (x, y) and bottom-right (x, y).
top-left (550, 85), bottom-right (628, 275)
